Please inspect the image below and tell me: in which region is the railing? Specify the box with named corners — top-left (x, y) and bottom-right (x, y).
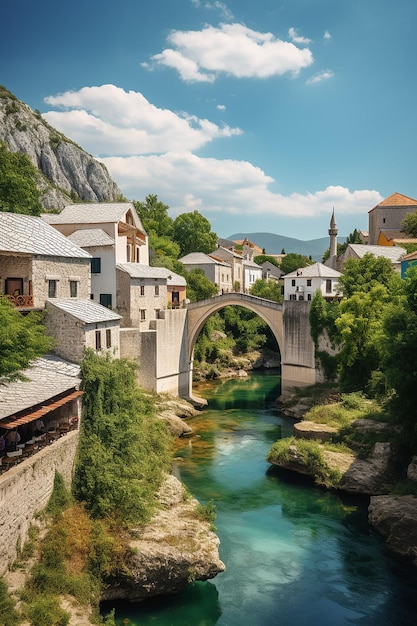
top-left (6, 295), bottom-right (34, 307)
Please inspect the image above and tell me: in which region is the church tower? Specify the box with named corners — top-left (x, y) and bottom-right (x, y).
top-left (329, 208), bottom-right (338, 259)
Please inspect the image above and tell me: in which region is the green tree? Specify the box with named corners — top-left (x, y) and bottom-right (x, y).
top-left (73, 351), bottom-right (171, 525)
top-left (253, 255), bottom-right (281, 267)
top-left (337, 253), bottom-right (401, 298)
top-left (402, 211), bottom-right (417, 238)
top-left (173, 211), bottom-right (218, 256)
top-left (0, 296), bottom-right (53, 381)
top-left (134, 194), bottom-right (173, 238)
top-left (280, 253), bottom-right (313, 274)
top-left (0, 142), bottom-right (43, 215)
top-left (250, 279), bottom-right (282, 302)
top-left (184, 269), bottom-right (218, 302)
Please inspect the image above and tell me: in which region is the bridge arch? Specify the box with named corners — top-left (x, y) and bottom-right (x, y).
top-left (186, 293), bottom-right (283, 365)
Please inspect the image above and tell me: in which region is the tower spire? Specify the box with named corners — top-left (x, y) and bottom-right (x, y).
top-left (329, 207), bottom-right (338, 260)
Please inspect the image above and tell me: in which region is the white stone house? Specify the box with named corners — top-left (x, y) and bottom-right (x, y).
top-left (209, 247), bottom-right (244, 292)
top-left (283, 263), bottom-right (341, 301)
top-left (0, 212), bottom-right (91, 310)
top-left (179, 252), bottom-right (232, 294)
top-left (42, 203), bottom-right (149, 309)
top-left (116, 263), bottom-right (186, 328)
top-left (243, 259), bottom-right (263, 293)
top-left (45, 299), bottom-right (122, 363)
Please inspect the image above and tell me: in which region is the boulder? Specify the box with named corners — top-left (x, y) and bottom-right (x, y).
top-left (407, 456), bottom-right (417, 483)
top-left (101, 475), bottom-right (225, 602)
top-left (368, 495), bottom-right (417, 563)
top-left (293, 420), bottom-right (337, 442)
top-left (339, 442), bottom-right (394, 495)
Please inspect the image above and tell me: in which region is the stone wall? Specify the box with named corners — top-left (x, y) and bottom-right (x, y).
top-left (0, 432), bottom-right (78, 576)
top-left (32, 257), bottom-right (91, 307)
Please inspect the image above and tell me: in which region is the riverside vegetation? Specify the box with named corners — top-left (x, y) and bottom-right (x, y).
top-left (0, 351), bottom-right (174, 626)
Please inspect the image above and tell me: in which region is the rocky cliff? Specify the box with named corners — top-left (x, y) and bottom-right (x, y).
top-left (0, 85), bottom-right (123, 209)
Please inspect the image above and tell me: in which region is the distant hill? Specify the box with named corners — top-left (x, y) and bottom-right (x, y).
top-left (227, 232), bottom-right (337, 261)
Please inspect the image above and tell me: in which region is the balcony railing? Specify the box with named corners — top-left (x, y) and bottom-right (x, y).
top-left (6, 294), bottom-right (34, 308)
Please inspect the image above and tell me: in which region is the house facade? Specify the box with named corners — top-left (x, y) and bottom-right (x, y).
top-left (179, 252), bottom-right (232, 294)
top-left (337, 244), bottom-right (406, 273)
top-left (0, 212), bottom-right (91, 310)
top-left (283, 263), bottom-right (341, 301)
top-left (45, 299), bottom-right (122, 362)
top-left (368, 192), bottom-right (417, 245)
top-left (210, 246), bottom-right (244, 291)
top-left (42, 203), bottom-right (149, 309)
top-left (116, 263), bottom-right (186, 328)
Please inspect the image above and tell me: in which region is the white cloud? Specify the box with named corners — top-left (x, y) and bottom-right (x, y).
top-left (216, 104), bottom-right (226, 110)
top-left (306, 69), bottom-right (334, 85)
top-left (323, 31), bottom-right (332, 41)
top-left (43, 85), bottom-right (242, 155)
top-left (191, 0), bottom-right (234, 20)
top-left (100, 151), bottom-right (382, 223)
top-left (288, 27), bottom-right (311, 45)
top-left (145, 23), bottom-right (313, 82)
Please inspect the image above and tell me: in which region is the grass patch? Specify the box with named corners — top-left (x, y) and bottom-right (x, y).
top-left (267, 437), bottom-right (341, 488)
top-left (389, 480), bottom-right (417, 497)
top-left (0, 577), bottom-right (20, 626)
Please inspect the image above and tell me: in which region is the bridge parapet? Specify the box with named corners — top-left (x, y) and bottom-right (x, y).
top-left (187, 292), bottom-right (283, 312)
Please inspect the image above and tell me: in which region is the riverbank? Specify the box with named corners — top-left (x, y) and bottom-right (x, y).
top-left (269, 385), bottom-right (417, 565)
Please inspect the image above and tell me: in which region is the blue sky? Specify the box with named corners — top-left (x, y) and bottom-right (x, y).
top-left (2, 0), bottom-right (417, 240)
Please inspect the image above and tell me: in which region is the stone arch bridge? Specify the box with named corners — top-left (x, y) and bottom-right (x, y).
top-left (136, 293), bottom-right (318, 400)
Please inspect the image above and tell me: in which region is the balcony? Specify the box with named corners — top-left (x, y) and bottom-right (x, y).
top-left (6, 294), bottom-right (34, 308)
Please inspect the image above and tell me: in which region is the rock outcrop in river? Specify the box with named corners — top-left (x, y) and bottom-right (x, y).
top-left (101, 474), bottom-right (225, 602)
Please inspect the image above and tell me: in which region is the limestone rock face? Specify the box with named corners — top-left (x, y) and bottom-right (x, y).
top-left (338, 442), bottom-right (394, 495)
top-left (368, 495), bottom-right (417, 563)
top-left (101, 475), bottom-right (225, 602)
top-left (0, 87), bottom-right (122, 209)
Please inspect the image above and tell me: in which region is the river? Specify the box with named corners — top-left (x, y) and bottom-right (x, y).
top-left (106, 371), bottom-right (417, 626)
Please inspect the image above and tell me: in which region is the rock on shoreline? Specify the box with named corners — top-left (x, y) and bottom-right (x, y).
top-left (101, 474), bottom-right (225, 602)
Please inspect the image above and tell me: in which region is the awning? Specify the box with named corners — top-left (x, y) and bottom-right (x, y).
top-left (0, 389), bottom-right (82, 430)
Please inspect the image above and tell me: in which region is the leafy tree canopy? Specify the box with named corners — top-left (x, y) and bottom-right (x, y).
top-left (402, 211), bottom-right (417, 238)
top-left (184, 268), bottom-right (218, 302)
top-left (280, 253), bottom-right (313, 274)
top-left (250, 279), bottom-right (282, 303)
top-left (134, 194), bottom-right (173, 238)
top-left (0, 296), bottom-right (53, 381)
top-left (173, 210), bottom-right (218, 256)
top-left (337, 253), bottom-right (401, 298)
top-left (254, 255), bottom-right (281, 267)
top-left (0, 142), bottom-right (42, 215)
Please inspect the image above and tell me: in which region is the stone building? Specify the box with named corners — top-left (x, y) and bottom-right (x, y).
top-left (116, 263), bottom-right (186, 328)
top-left (0, 212), bottom-right (91, 310)
top-left (368, 192), bottom-right (417, 245)
top-left (45, 299), bottom-right (122, 362)
top-left (42, 202), bottom-right (149, 309)
top-left (283, 263), bottom-right (341, 301)
top-left (179, 252), bottom-right (232, 294)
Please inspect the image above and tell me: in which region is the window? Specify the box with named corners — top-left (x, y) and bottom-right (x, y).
top-left (106, 329), bottom-right (111, 348)
top-left (155, 309), bottom-right (160, 318)
top-left (307, 279), bottom-right (312, 287)
top-left (140, 285), bottom-right (145, 296)
top-left (140, 309), bottom-right (146, 321)
top-left (155, 285), bottom-right (159, 296)
top-left (291, 279), bottom-right (296, 287)
top-left (70, 281), bottom-right (78, 298)
top-left (289, 294), bottom-right (296, 301)
top-left (48, 280), bottom-right (57, 298)
top-left (326, 279), bottom-right (332, 293)
top-left (91, 257), bottom-right (101, 274)
top-left (100, 294), bottom-right (112, 308)
top-left (307, 293), bottom-right (312, 301)
top-left (95, 330), bottom-right (102, 350)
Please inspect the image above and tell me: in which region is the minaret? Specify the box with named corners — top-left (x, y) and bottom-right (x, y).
top-left (329, 208), bottom-right (338, 260)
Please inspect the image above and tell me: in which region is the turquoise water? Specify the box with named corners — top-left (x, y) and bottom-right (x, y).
top-left (104, 372), bottom-right (417, 625)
